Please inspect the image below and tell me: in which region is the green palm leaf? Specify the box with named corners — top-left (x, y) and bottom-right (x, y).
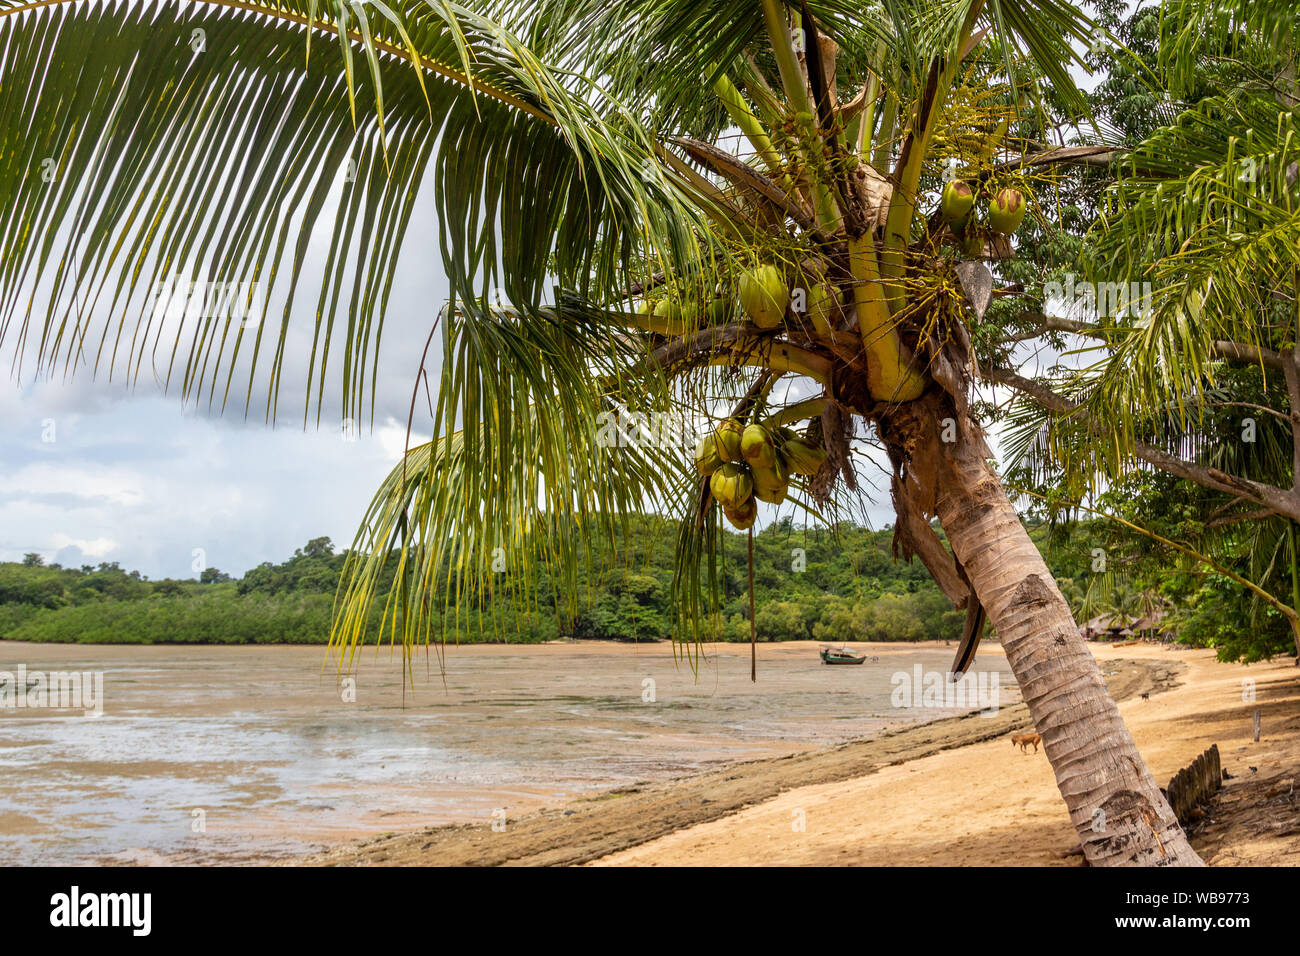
top-left (0, 0), bottom-right (709, 425)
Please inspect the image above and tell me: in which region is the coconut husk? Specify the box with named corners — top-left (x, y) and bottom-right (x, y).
top-left (852, 164), bottom-right (893, 230)
top-left (805, 415), bottom-right (836, 505)
top-left (820, 400), bottom-right (856, 493)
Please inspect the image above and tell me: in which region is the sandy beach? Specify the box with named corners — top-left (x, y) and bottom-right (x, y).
top-left (310, 642), bottom-right (1300, 866)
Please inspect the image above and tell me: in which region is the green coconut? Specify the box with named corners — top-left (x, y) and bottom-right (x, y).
top-left (739, 264), bottom-right (788, 329)
top-left (779, 437), bottom-right (826, 477)
top-left (713, 419), bottom-right (744, 462)
top-left (751, 461), bottom-right (790, 504)
top-left (740, 423), bottom-right (776, 468)
top-left (710, 462), bottom-right (753, 508)
top-left (634, 296), bottom-right (692, 336)
top-left (988, 187), bottom-right (1026, 235)
top-left (694, 435), bottom-right (723, 476)
top-left (654, 295), bottom-right (696, 327)
top-left (940, 180), bottom-right (974, 223)
top-left (705, 297), bottom-right (732, 324)
top-left (723, 496), bottom-right (758, 530)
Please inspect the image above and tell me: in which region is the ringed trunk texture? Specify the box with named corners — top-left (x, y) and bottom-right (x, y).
top-left (881, 393), bottom-right (1203, 866)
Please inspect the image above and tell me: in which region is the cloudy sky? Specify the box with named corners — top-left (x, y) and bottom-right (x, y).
top-left (0, 379), bottom-right (420, 579)
top-left (0, 200), bottom-right (448, 580)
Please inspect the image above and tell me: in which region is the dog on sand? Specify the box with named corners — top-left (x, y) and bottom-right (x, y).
top-left (1011, 732), bottom-right (1042, 753)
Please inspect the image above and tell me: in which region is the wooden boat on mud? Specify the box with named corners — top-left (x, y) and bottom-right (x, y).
top-left (820, 645), bottom-right (868, 665)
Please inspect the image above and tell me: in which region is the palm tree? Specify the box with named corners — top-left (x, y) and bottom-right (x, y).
top-left (1099, 579), bottom-right (1142, 632)
top-left (1055, 576), bottom-right (1088, 623)
top-left (0, 0), bottom-right (1200, 864)
top-left (991, 0), bottom-right (1300, 658)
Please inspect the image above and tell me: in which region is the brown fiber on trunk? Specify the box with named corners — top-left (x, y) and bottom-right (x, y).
top-left (875, 390), bottom-right (1203, 867)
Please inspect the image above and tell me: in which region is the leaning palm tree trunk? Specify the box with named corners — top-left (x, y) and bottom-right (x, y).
top-left (927, 406), bottom-right (1201, 865)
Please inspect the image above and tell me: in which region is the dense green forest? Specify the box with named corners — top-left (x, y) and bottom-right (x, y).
top-left (0, 522), bottom-right (954, 646)
top-left (1, 513), bottom-right (1294, 662)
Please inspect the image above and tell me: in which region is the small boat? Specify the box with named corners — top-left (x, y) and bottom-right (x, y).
top-left (820, 645), bottom-right (868, 665)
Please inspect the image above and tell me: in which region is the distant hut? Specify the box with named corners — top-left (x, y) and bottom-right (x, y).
top-left (1081, 614), bottom-right (1121, 640)
top-left (1127, 609), bottom-right (1167, 641)
top-left (1079, 607), bottom-right (1169, 642)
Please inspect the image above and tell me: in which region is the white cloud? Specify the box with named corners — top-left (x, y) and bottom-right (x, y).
top-left (49, 534), bottom-right (118, 559)
top-left (0, 388), bottom-right (414, 578)
top-left (375, 417), bottom-right (424, 461)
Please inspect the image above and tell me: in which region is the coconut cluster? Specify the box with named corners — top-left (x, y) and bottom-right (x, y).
top-left (635, 257), bottom-right (844, 339)
top-left (694, 419), bottom-right (827, 529)
top-left (940, 181), bottom-right (1027, 257)
top-left (635, 264), bottom-right (835, 531)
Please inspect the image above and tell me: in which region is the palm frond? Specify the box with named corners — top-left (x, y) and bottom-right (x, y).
top-left (1159, 0), bottom-right (1298, 98)
top-left (1085, 93), bottom-right (1300, 442)
top-left (0, 0), bottom-right (710, 424)
top-left (329, 294), bottom-right (686, 665)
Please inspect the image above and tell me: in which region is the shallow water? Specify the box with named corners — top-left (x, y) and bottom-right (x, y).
top-left (0, 640), bottom-right (1016, 864)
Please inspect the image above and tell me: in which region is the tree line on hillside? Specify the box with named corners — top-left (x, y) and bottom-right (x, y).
top-left (0, 522), bottom-right (954, 645)
top-left (0, 514), bottom-right (1292, 663)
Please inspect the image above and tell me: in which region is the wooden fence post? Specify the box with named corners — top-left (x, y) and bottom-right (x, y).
top-left (1165, 744), bottom-right (1223, 825)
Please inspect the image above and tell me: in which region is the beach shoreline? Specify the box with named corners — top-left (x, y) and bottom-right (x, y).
top-left (1, 637), bottom-right (1012, 865)
top-left (301, 641), bottom-right (1300, 867)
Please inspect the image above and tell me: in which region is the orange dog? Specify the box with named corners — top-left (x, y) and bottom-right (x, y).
top-left (1011, 732), bottom-right (1042, 753)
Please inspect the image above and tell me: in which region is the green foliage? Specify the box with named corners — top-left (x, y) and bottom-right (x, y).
top-left (0, 522), bottom-right (971, 645)
top-left (0, 548), bottom-right (348, 645)
top-left (0, 561), bottom-right (151, 607)
top-left (237, 538), bottom-right (346, 596)
top-left (1020, 477), bottom-right (1298, 663)
top-left (8, 588), bottom-right (337, 645)
top-left (1173, 574), bottom-right (1293, 664)
top-left (14, 513), bottom-right (1278, 655)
